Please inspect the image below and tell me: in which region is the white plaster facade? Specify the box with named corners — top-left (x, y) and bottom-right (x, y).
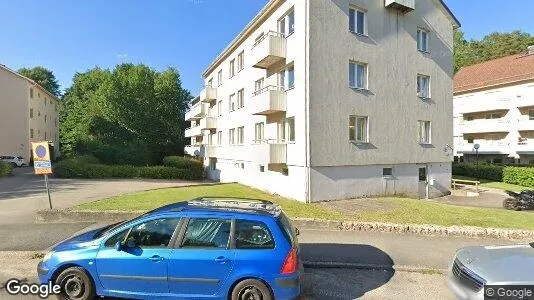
top-left (185, 0), bottom-right (458, 202)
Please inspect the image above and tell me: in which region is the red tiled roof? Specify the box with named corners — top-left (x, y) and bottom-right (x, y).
top-left (453, 53), bottom-right (534, 94)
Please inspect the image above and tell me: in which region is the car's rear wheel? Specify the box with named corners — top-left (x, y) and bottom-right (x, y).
top-left (10, 162), bottom-right (17, 168)
top-left (231, 279), bottom-right (272, 300)
top-left (55, 267), bottom-right (95, 300)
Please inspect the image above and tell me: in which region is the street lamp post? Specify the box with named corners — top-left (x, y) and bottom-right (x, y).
top-left (474, 143), bottom-right (480, 181)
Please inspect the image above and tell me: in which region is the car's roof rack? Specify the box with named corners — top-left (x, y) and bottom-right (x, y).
top-left (186, 197), bottom-right (280, 216)
top-left (189, 196), bottom-right (274, 205)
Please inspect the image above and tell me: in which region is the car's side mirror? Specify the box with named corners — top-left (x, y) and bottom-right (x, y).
top-left (114, 241), bottom-right (122, 251)
top-left (126, 238), bottom-right (136, 248)
top-left (295, 227), bottom-right (300, 236)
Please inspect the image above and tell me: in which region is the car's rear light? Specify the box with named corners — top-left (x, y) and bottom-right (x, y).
top-left (280, 248), bottom-right (297, 274)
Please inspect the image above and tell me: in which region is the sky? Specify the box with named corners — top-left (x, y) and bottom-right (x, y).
top-left (0, 0), bottom-right (533, 96)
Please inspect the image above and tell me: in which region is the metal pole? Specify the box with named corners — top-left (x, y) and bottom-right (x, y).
top-left (475, 149), bottom-right (479, 182)
top-left (44, 174), bottom-right (53, 210)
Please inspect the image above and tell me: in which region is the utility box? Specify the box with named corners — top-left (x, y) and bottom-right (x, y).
top-left (385, 0), bottom-right (415, 13)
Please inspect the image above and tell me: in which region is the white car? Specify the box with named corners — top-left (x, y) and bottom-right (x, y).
top-left (0, 155), bottom-right (26, 167)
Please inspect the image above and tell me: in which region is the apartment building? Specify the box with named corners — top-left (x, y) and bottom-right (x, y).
top-left (453, 46), bottom-right (534, 164)
top-left (0, 64), bottom-right (60, 161)
top-left (185, 0), bottom-right (459, 202)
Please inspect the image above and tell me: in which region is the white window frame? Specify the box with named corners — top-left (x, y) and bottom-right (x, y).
top-left (349, 7), bottom-right (367, 36)
top-left (278, 9), bottom-right (295, 37)
top-left (278, 117), bottom-right (295, 143)
top-left (349, 115), bottom-right (369, 143)
top-left (254, 78), bottom-right (264, 95)
top-left (418, 120), bottom-right (432, 144)
top-left (229, 128), bottom-right (235, 145)
top-left (287, 65), bottom-right (295, 90)
top-left (255, 122), bottom-right (264, 143)
top-left (207, 78), bottom-right (213, 87)
top-left (218, 100), bottom-right (223, 116)
top-left (417, 74), bottom-right (431, 99)
top-left (229, 93), bottom-right (235, 112)
top-left (217, 131), bottom-right (222, 146)
top-left (229, 59), bottom-right (235, 78)
top-left (349, 62), bottom-right (368, 90)
top-left (237, 89), bottom-right (244, 109)
top-left (417, 28), bottom-right (429, 53)
top-left (237, 126), bottom-right (244, 145)
top-left (237, 51), bottom-right (244, 72)
top-left (217, 70), bottom-right (223, 86)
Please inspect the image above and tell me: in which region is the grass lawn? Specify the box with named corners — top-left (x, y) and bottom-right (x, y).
top-left (452, 175), bottom-right (529, 192)
top-left (75, 183), bottom-right (534, 230)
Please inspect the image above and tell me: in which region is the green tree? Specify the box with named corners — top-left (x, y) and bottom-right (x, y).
top-left (18, 66), bottom-right (61, 97)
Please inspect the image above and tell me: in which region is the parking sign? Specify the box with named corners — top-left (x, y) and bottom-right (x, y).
top-left (31, 142), bottom-right (52, 175)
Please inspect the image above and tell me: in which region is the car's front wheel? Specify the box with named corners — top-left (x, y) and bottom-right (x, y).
top-left (231, 279), bottom-right (272, 300)
top-left (55, 267), bottom-right (96, 300)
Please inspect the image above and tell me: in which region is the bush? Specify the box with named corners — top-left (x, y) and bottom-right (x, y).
top-left (54, 156), bottom-right (204, 180)
top-left (503, 167), bottom-right (534, 188)
top-left (452, 163), bottom-right (504, 181)
top-left (74, 139), bottom-right (153, 166)
top-left (0, 161), bottom-right (13, 177)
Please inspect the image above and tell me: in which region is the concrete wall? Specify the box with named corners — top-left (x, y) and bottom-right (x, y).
top-left (0, 69), bottom-right (30, 159)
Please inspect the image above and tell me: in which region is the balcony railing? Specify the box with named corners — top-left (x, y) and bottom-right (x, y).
top-left (456, 142), bottom-right (509, 154)
top-left (200, 86), bottom-right (217, 103)
top-left (459, 118), bottom-right (509, 134)
top-left (200, 116), bottom-right (217, 130)
top-left (184, 144), bottom-right (204, 156)
top-left (251, 31), bottom-right (286, 69)
top-left (185, 102), bottom-right (206, 121)
top-left (517, 116), bottom-right (534, 131)
top-left (251, 86), bottom-right (287, 115)
top-left (251, 139), bottom-right (287, 164)
top-left (185, 126), bottom-right (202, 137)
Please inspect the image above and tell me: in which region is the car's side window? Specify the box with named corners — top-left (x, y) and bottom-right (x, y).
top-left (104, 228), bottom-right (129, 247)
top-left (235, 220), bottom-right (274, 249)
top-left (126, 218), bottom-right (180, 248)
top-left (181, 218), bottom-right (231, 249)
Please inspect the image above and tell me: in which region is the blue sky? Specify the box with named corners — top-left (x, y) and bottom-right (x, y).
top-left (0, 0), bottom-right (533, 96)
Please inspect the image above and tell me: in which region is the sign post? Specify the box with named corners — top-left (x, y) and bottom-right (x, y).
top-left (31, 142), bottom-right (53, 209)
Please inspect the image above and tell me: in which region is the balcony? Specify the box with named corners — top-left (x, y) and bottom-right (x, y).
top-left (184, 144), bottom-right (204, 156)
top-left (251, 31), bottom-right (286, 69)
top-left (199, 116), bottom-right (217, 130)
top-left (456, 142), bottom-right (510, 155)
top-left (459, 118), bottom-right (509, 134)
top-left (251, 86), bottom-right (287, 115)
top-left (385, 0), bottom-right (414, 13)
top-left (517, 116), bottom-right (534, 131)
top-left (517, 142), bottom-right (534, 155)
top-left (185, 126), bottom-right (202, 137)
top-left (458, 99), bottom-right (510, 114)
top-left (185, 103), bottom-right (205, 121)
top-left (200, 86), bottom-right (217, 103)
top-left (204, 145), bottom-right (217, 157)
top-left (251, 141), bottom-right (287, 164)
top-left (516, 97), bottom-right (534, 108)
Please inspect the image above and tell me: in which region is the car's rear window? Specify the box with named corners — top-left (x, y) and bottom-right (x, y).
top-left (277, 212), bottom-right (297, 247)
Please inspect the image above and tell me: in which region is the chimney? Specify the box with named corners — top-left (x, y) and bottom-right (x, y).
top-left (529, 45), bottom-right (534, 55)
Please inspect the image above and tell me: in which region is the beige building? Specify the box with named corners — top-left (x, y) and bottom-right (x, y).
top-left (0, 64), bottom-right (60, 161)
top-left (185, 0), bottom-right (459, 202)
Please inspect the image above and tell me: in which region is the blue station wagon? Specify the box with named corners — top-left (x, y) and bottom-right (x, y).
top-left (37, 198), bottom-right (302, 300)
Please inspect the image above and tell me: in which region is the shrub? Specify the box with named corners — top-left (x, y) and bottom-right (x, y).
top-left (163, 156), bottom-right (202, 168)
top-left (0, 161), bottom-right (13, 177)
top-left (452, 163), bottom-right (504, 181)
top-left (503, 167), bottom-right (534, 188)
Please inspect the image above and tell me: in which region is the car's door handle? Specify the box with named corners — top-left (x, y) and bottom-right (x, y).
top-left (215, 256), bottom-right (229, 263)
top-left (149, 255), bottom-right (164, 262)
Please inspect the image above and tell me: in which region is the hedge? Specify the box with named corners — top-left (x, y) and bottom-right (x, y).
top-left (503, 167), bottom-right (534, 188)
top-left (0, 161), bottom-right (13, 177)
top-left (54, 156), bottom-right (203, 180)
top-left (452, 163), bottom-right (504, 182)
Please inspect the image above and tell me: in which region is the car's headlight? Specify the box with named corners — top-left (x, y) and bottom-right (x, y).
top-left (42, 251), bottom-right (54, 262)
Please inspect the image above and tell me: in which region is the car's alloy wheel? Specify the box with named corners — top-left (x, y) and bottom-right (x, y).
top-left (55, 267), bottom-right (95, 300)
top-left (231, 279), bottom-right (272, 300)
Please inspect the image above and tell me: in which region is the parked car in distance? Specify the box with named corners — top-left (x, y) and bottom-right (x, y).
top-left (37, 198), bottom-right (302, 300)
top-left (448, 243), bottom-right (534, 300)
top-left (0, 155), bottom-right (26, 167)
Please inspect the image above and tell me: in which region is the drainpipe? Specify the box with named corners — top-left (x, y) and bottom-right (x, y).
top-left (304, 0), bottom-right (311, 204)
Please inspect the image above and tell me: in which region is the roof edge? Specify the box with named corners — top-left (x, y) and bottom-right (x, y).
top-left (202, 0), bottom-right (283, 78)
top-left (454, 77), bottom-right (534, 96)
top-left (436, 0), bottom-right (461, 28)
top-left (0, 64), bottom-right (60, 101)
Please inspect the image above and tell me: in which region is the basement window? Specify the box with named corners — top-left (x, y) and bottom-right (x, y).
top-left (383, 168), bottom-right (393, 177)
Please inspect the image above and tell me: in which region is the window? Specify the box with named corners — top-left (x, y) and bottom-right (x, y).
top-left (44, 132), bottom-right (47, 139)
top-left (237, 89), bottom-right (244, 108)
top-left (38, 92), bottom-right (40, 98)
top-left (181, 218), bottom-right (231, 249)
top-left (237, 126), bottom-right (244, 145)
top-left (229, 128), bottom-right (235, 145)
top-left (529, 110), bottom-right (534, 120)
top-left (279, 117), bottom-right (295, 142)
top-left (383, 168), bottom-right (393, 177)
top-left (288, 11), bottom-right (295, 35)
top-left (229, 59), bottom-right (235, 78)
top-left (44, 115), bottom-right (47, 123)
top-left (208, 78), bottom-right (213, 87)
top-left (349, 7), bottom-right (366, 35)
top-left (209, 158), bottom-right (217, 171)
top-left (466, 136), bottom-right (474, 143)
top-left (418, 120), bottom-right (431, 144)
top-left (417, 28), bottom-right (429, 52)
top-left (255, 122), bottom-right (264, 142)
top-left (237, 51), bottom-right (244, 72)
top-left (240, 163), bottom-right (244, 169)
top-left (417, 75), bottom-right (430, 98)
top-left (217, 131), bottom-right (222, 146)
top-left (419, 167), bottom-right (427, 182)
top-left (287, 65), bottom-right (295, 89)
top-left (44, 98), bottom-right (47, 106)
top-left (235, 220), bottom-right (274, 249)
top-left (486, 113), bottom-right (502, 119)
top-left (282, 167), bottom-right (289, 176)
top-left (254, 78), bottom-right (264, 94)
top-left (104, 228), bottom-right (129, 247)
top-left (278, 10), bottom-right (295, 37)
top-left (38, 111), bottom-right (40, 117)
top-left (30, 88), bottom-right (33, 99)
top-left (278, 70), bottom-right (286, 90)
top-left (126, 218), bottom-right (180, 248)
top-left (208, 132), bottom-right (214, 145)
top-left (30, 129), bottom-right (34, 139)
top-left (218, 100), bottom-right (223, 116)
top-left (259, 165), bottom-right (265, 172)
top-left (217, 70), bottom-right (223, 86)
top-left (229, 94), bottom-right (235, 112)
top-left (349, 116), bottom-right (368, 142)
top-left (30, 108), bottom-right (33, 118)
top-left (349, 62), bottom-right (368, 89)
